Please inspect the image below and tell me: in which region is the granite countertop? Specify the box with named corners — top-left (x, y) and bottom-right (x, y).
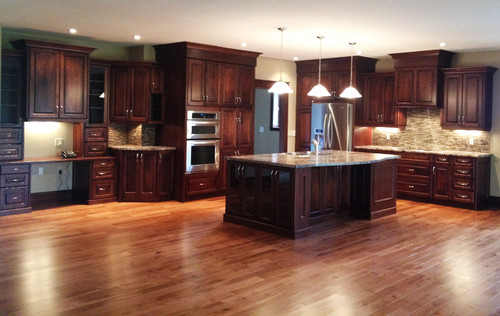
top-left (227, 150), bottom-right (400, 168)
top-left (108, 145), bottom-right (176, 151)
top-left (355, 145), bottom-right (491, 158)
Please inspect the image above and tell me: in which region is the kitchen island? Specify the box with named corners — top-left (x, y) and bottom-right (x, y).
top-left (224, 150), bottom-right (400, 238)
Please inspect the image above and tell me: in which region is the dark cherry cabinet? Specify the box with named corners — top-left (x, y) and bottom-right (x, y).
top-left (113, 148), bottom-right (174, 202)
top-left (389, 50), bottom-right (454, 108)
top-left (432, 155), bottom-right (451, 200)
top-left (187, 59), bottom-right (221, 106)
top-left (363, 72), bottom-right (406, 127)
top-left (110, 63), bottom-right (165, 123)
top-left (13, 40), bottom-right (95, 121)
top-left (73, 158), bottom-right (117, 204)
top-left (0, 164), bottom-right (31, 216)
top-left (221, 64), bottom-right (254, 107)
top-left (442, 67), bottom-right (496, 131)
top-left (221, 107), bottom-right (253, 149)
top-left (1, 50), bottom-right (25, 161)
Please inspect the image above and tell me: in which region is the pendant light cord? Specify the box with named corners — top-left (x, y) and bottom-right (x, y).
top-left (279, 27), bottom-right (285, 81)
top-left (317, 36), bottom-right (325, 84)
top-left (349, 42), bottom-right (355, 86)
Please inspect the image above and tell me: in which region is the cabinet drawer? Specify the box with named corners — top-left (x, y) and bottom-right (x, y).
top-left (186, 175), bottom-right (218, 194)
top-left (0, 144), bottom-right (22, 160)
top-left (0, 186), bottom-right (29, 210)
top-left (397, 179), bottom-right (431, 197)
top-left (0, 164), bottom-right (30, 174)
top-left (400, 153), bottom-right (432, 162)
top-left (397, 163), bottom-right (431, 178)
top-left (85, 128), bottom-right (107, 142)
top-left (452, 191), bottom-right (474, 203)
top-left (85, 142), bottom-right (107, 156)
top-left (92, 179), bottom-right (115, 199)
top-left (452, 166), bottom-right (473, 178)
top-left (1, 173), bottom-right (29, 187)
top-left (434, 155), bottom-right (451, 164)
top-left (452, 178), bottom-right (473, 191)
top-left (453, 156), bottom-right (473, 166)
top-left (93, 167), bottom-right (115, 180)
top-left (0, 128), bottom-right (22, 144)
top-left (93, 159), bottom-right (115, 169)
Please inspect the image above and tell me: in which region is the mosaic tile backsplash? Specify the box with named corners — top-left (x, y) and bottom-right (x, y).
top-left (109, 123), bottom-right (156, 146)
top-left (372, 108), bottom-right (490, 153)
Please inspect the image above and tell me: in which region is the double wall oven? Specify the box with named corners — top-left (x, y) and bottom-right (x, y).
top-left (186, 111), bottom-right (220, 173)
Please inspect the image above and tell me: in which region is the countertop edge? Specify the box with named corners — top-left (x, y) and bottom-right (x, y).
top-left (355, 146), bottom-right (491, 158)
top-left (108, 145), bottom-right (176, 151)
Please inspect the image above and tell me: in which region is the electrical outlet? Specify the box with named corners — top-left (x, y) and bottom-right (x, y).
top-left (469, 138), bottom-right (475, 145)
top-left (55, 138), bottom-right (64, 148)
top-left (38, 167), bottom-right (43, 175)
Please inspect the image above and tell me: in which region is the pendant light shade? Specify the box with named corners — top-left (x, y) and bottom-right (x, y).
top-left (268, 27), bottom-right (293, 94)
top-left (307, 35), bottom-right (331, 97)
top-left (340, 42), bottom-right (362, 99)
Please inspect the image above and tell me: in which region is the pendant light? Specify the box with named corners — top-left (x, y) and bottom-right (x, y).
top-left (339, 42), bottom-right (362, 99)
top-left (268, 27), bottom-right (293, 94)
top-left (307, 35), bottom-right (331, 97)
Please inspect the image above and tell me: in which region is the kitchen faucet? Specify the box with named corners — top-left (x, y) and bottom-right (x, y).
top-left (311, 139), bottom-right (319, 155)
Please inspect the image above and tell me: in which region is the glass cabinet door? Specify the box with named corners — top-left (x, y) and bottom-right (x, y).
top-left (87, 63), bottom-right (108, 126)
top-left (1, 50), bottom-right (24, 126)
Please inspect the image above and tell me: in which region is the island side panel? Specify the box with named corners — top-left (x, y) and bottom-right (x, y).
top-left (292, 167), bottom-right (311, 238)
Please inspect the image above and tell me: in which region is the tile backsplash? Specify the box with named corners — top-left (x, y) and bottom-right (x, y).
top-left (109, 123), bottom-right (156, 146)
top-left (372, 108), bottom-right (490, 152)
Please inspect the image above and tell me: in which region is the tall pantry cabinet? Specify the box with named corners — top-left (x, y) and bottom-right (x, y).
top-left (154, 42), bottom-right (261, 202)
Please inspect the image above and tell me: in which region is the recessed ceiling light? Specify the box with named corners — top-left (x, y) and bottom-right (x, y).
top-left (68, 28), bottom-right (77, 34)
top-left (293, 56), bottom-right (299, 61)
top-left (133, 35), bottom-right (141, 40)
top-left (240, 42), bottom-right (247, 47)
top-left (356, 50), bottom-right (362, 55)
top-left (440, 42), bottom-right (446, 47)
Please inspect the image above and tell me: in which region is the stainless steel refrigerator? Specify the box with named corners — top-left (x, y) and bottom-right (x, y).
top-left (310, 102), bottom-right (353, 151)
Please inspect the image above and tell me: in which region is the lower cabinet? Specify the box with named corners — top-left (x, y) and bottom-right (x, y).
top-left (0, 164), bottom-right (31, 215)
top-left (73, 158), bottom-right (117, 204)
top-left (113, 149), bottom-right (174, 202)
top-left (226, 163), bottom-right (293, 229)
top-left (357, 148), bottom-right (490, 210)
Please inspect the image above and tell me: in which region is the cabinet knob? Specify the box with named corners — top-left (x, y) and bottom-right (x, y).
top-left (99, 187), bottom-right (106, 191)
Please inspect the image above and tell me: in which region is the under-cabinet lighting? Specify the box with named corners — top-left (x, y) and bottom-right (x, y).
top-left (440, 42), bottom-right (447, 47)
top-left (25, 122), bottom-right (60, 134)
top-left (293, 56), bottom-right (299, 61)
top-left (68, 28), bottom-right (77, 34)
top-left (454, 130), bottom-right (482, 137)
top-left (375, 127), bottom-right (400, 134)
top-left (133, 35), bottom-right (141, 40)
top-left (240, 42), bottom-right (247, 47)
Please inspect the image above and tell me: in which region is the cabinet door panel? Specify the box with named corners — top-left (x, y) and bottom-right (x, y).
top-left (364, 77), bottom-right (382, 125)
top-left (130, 68), bottom-right (150, 122)
top-left (29, 48), bottom-right (59, 118)
top-left (238, 109), bottom-right (253, 148)
top-left (157, 151), bottom-right (173, 198)
top-left (297, 74), bottom-right (316, 107)
top-left (187, 59), bottom-right (205, 106)
top-left (205, 62), bottom-right (221, 105)
top-left (395, 69), bottom-right (413, 105)
top-left (382, 76), bottom-right (396, 124)
top-left (122, 151), bottom-right (139, 200)
top-left (462, 73), bottom-right (483, 128)
top-left (433, 164), bottom-right (451, 200)
top-left (140, 152), bottom-right (156, 197)
top-left (415, 67), bottom-right (436, 104)
top-left (443, 74), bottom-right (461, 126)
top-left (221, 108), bottom-right (238, 148)
top-left (238, 65), bottom-right (254, 107)
top-left (60, 52), bottom-right (87, 119)
top-left (110, 67), bottom-right (129, 121)
top-left (295, 110), bottom-right (311, 150)
top-left (221, 64), bottom-right (238, 106)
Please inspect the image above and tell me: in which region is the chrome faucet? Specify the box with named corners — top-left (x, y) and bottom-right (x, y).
top-left (311, 139), bottom-right (319, 155)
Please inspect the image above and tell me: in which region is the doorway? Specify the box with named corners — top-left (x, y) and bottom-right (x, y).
top-left (254, 80), bottom-right (288, 154)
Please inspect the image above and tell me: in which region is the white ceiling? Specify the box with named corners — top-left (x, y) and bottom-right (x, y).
top-left (1, 0), bottom-right (500, 61)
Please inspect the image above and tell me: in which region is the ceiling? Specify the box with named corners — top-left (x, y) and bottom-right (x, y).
top-left (1, 0), bottom-right (500, 61)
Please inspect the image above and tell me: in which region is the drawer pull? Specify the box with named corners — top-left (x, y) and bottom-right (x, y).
top-left (12, 197), bottom-right (18, 200)
top-left (456, 194), bottom-right (469, 199)
top-left (408, 168), bottom-right (415, 172)
top-left (408, 185), bottom-right (414, 189)
top-left (199, 183), bottom-right (206, 186)
top-left (98, 187), bottom-right (106, 191)
top-left (9, 179), bottom-right (20, 182)
top-left (456, 182), bottom-right (470, 187)
top-left (13, 168), bottom-right (19, 171)
top-left (97, 171), bottom-right (110, 176)
top-left (438, 158), bottom-right (448, 162)
top-left (457, 159), bottom-right (470, 164)
top-left (456, 170), bottom-right (469, 174)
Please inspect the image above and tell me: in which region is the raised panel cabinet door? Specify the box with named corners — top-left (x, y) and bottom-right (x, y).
top-left (1, 51), bottom-right (25, 126)
top-left (157, 151), bottom-right (173, 198)
top-left (462, 73), bottom-right (483, 129)
top-left (129, 68), bottom-right (150, 122)
top-left (220, 108), bottom-right (238, 148)
top-left (238, 65), bottom-right (254, 107)
top-left (364, 77), bottom-right (383, 125)
top-left (221, 64), bottom-right (238, 106)
top-left (140, 151), bottom-right (156, 200)
top-left (110, 67), bottom-right (129, 121)
top-left (415, 66), bottom-right (437, 105)
top-left (382, 76), bottom-right (396, 124)
top-left (442, 74), bottom-right (461, 127)
top-left (122, 151), bottom-right (140, 200)
top-left (59, 51), bottom-right (88, 119)
top-left (332, 71), bottom-right (350, 96)
top-left (237, 109), bottom-right (254, 148)
top-left (187, 59), bottom-right (205, 106)
top-left (295, 110), bottom-right (311, 151)
top-left (394, 69), bottom-right (414, 106)
top-left (205, 61), bottom-right (221, 106)
top-left (151, 67), bottom-right (164, 93)
top-left (296, 73), bottom-right (316, 107)
top-left (28, 47), bottom-right (60, 119)
top-left (433, 164), bottom-right (451, 200)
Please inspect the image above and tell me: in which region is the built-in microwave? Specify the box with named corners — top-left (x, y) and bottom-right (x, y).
top-left (186, 139), bottom-right (220, 173)
top-left (186, 110), bottom-right (220, 139)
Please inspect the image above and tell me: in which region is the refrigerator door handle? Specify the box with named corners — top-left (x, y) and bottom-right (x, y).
top-left (327, 114), bottom-right (334, 149)
top-left (322, 113), bottom-right (329, 148)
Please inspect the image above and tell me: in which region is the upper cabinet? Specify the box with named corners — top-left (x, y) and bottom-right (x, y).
top-left (12, 40), bottom-right (95, 121)
top-left (389, 50), bottom-right (455, 108)
top-left (187, 59), bottom-right (221, 106)
top-left (442, 67), bottom-right (496, 131)
top-left (221, 64), bottom-right (254, 107)
top-left (1, 50), bottom-right (25, 127)
top-left (109, 62), bottom-right (165, 124)
top-left (363, 72), bottom-right (406, 127)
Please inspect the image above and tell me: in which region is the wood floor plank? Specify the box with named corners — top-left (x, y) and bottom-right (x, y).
top-left (1, 198), bottom-right (500, 315)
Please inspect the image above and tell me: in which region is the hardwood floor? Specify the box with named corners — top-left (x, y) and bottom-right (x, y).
top-left (1, 198), bottom-right (500, 315)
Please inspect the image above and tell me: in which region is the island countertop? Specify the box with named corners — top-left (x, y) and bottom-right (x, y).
top-left (355, 145), bottom-right (491, 158)
top-left (226, 150), bottom-right (400, 168)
